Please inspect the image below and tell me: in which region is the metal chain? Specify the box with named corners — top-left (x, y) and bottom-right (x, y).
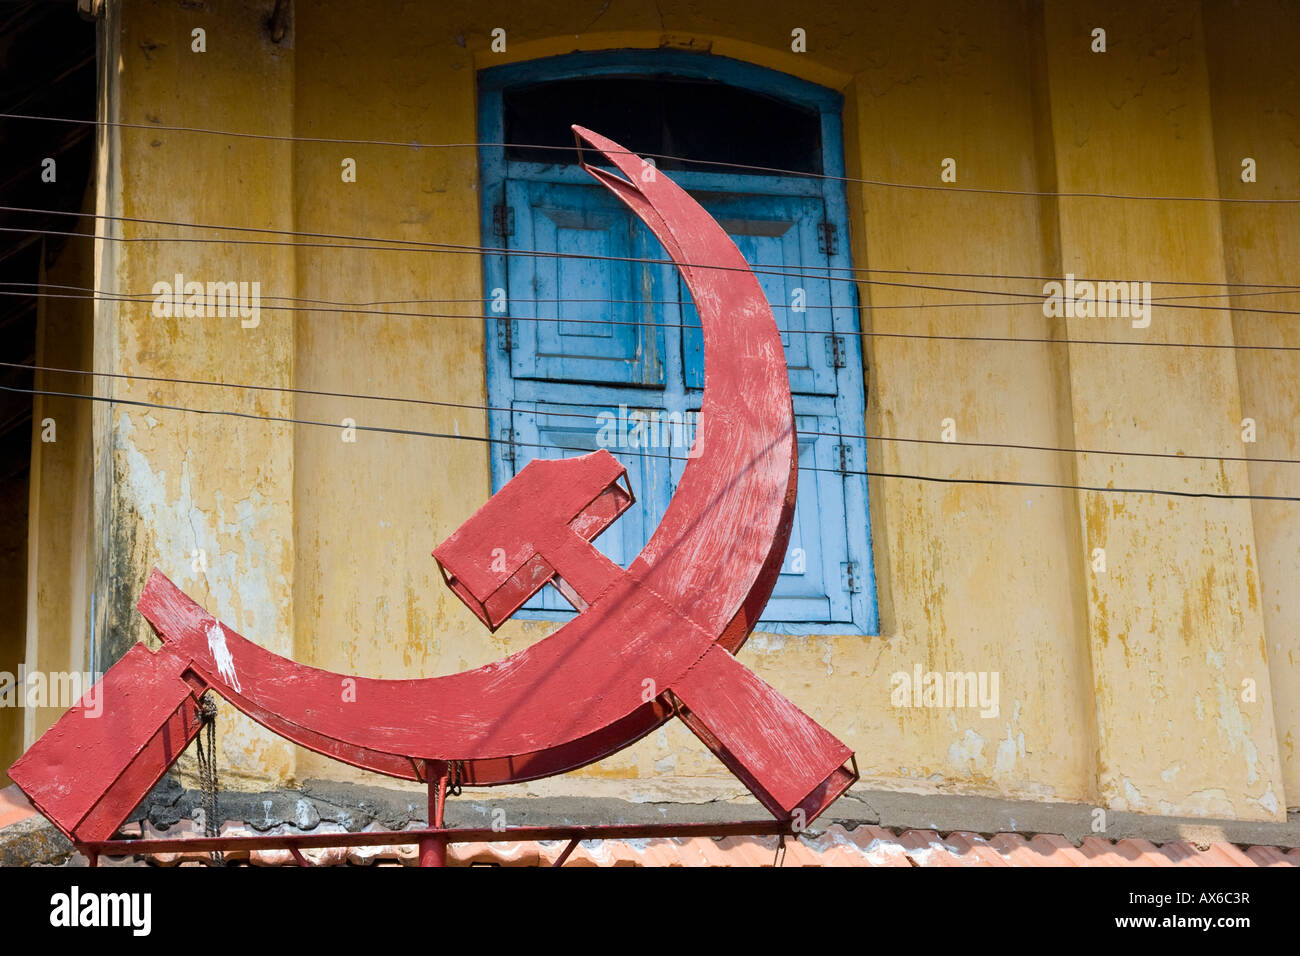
top-left (447, 760), bottom-right (463, 797)
top-left (193, 692), bottom-right (225, 866)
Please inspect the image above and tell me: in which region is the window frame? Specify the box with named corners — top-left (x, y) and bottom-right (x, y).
top-left (477, 50), bottom-right (879, 635)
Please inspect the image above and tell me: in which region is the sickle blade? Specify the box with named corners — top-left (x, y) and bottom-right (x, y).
top-left (570, 125), bottom-right (800, 646)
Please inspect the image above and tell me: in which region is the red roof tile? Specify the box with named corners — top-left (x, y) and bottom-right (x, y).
top-left (1245, 845), bottom-right (1300, 867)
top-left (5, 790), bottom-right (1299, 867)
top-left (0, 785), bottom-right (35, 830)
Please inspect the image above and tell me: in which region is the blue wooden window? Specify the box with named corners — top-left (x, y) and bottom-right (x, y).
top-left (479, 51), bottom-right (878, 634)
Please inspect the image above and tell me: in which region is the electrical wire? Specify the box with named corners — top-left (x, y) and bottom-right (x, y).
top-left (6, 203), bottom-right (1300, 302)
top-left (2, 381), bottom-right (1293, 503)
top-left (9, 278), bottom-right (1298, 310)
top-left (1, 122), bottom-right (1293, 496)
top-left (6, 357), bottom-right (1299, 467)
top-left (5, 218), bottom-right (1300, 320)
top-left (2, 110), bottom-right (1296, 204)
top-left (5, 283), bottom-right (1300, 355)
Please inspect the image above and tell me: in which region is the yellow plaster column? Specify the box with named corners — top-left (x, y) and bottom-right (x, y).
top-left (103, 0), bottom-right (299, 786)
top-left (1043, 0), bottom-right (1283, 820)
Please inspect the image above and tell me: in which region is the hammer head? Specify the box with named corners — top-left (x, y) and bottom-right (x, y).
top-left (433, 449), bottom-right (633, 630)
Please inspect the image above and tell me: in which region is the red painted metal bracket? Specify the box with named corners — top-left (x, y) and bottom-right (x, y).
top-left (82, 820), bottom-right (800, 868)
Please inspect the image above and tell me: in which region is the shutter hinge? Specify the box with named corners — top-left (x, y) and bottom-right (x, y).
top-left (841, 561), bottom-right (862, 593)
top-left (493, 203), bottom-right (514, 238)
top-left (833, 443), bottom-right (853, 474)
top-left (501, 427), bottom-right (516, 467)
top-left (817, 221), bottom-right (838, 256)
top-left (497, 318), bottom-right (514, 351)
top-left (825, 334), bottom-right (847, 369)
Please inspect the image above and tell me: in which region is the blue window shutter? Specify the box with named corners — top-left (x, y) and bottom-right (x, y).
top-left (479, 53), bottom-right (880, 635)
top-left (504, 180), bottom-right (665, 388)
top-left (767, 410), bottom-right (853, 622)
top-left (508, 402), bottom-right (672, 612)
top-left (683, 195), bottom-right (838, 396)
top-left (662, 407), bottom-right (850, 625)
top-left (508, 400), bottom-right (858, 626)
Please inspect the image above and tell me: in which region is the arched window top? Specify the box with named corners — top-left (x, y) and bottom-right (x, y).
top-left (481, 50), bottom-right (843, 179)
top-left (503, 75), bottom-right (822, 175)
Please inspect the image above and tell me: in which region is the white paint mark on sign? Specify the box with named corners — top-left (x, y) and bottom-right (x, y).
top-left (206, 621), bottom-right (242, 692)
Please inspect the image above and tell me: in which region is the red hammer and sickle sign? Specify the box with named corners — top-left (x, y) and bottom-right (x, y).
top-left (10, 129), bottom-right (856, 847)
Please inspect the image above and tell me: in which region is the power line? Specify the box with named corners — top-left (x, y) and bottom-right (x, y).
top-left (6, 202), bottom-right (1300, 297)
top-left (5, 217), bottom-right (1300, 319)
top-left (7, 358), bottom-right (1298, 466)
top-left (2, 110), bottom-right (1297, 204)
top-left (858, 329), bottom-right (1300, 352)
top-left (8, 278), bottom-right (1295, 311)
top-left (3, 380), bottom-right (1294, 503)
top-left (9, 278), bottom-right (1296, 311)
top-left (6, 284), bottom-right (1300, 354)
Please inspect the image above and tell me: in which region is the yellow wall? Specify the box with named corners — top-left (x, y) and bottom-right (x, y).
top-left (97, 0), bottom-right (300, 787)
top-left (21, 225), bottom-right (95, 755)
top-left (1042, 0), bottom-right (1283, 820)
top-left (26, 0), bottom-right (1297, 821)
top-left (1202, 0), bottom-right (1300, 805)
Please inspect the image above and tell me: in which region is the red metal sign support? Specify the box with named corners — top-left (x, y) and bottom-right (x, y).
top-left (9, 128), bottom-right (858, 865)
